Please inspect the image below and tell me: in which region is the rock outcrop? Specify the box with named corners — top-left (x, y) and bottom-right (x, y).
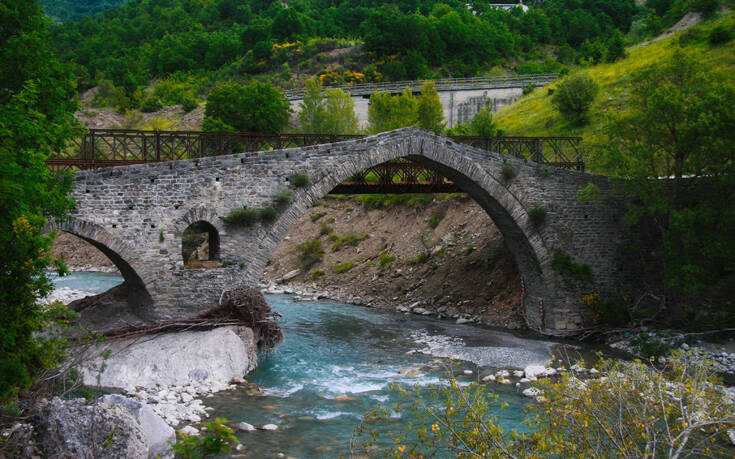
top-left (99, 394), bottom-right (175, 459)
top-left (34, 397), bottom-right (148, 459)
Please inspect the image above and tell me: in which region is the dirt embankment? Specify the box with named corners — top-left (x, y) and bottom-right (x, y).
top-left (263, 195), bottom-right (524, 329)
top-left (52, 232), bottom-right (116, 271)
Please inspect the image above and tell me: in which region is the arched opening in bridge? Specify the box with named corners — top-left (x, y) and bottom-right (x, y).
top-left (262, 157), bottom-right (531, 329)
top-left (53, 230), bottom-right (153, 325)
top-left (182, 221), bottom-right (220, 269)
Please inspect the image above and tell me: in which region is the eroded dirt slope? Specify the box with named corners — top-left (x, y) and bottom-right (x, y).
top-left (263, 195), bottom-right (524, 329)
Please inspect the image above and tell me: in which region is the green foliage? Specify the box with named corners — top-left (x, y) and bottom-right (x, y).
top-left (576, 182), bottom-right (603, 203)
top-left (552, 73), bottom-right (599, 125)
top-left (354, 193), bottom-right (434, 210)
top-left (258, 206), bottom-right (277, 222)
top-left (406, 252), bottom-right (429, 265)
top-left (501, 161), bottom-right (517, 180)
top-left (222, 207), bottom-right (257, 227)
top-left (468, 105), bottom-right (498, 138)
top-left (708, 25), bottom-right (733, 45)
top-left (275, 190), bottom-right (292, 206)
top-left (0, 0), bottom-right (78, 402)
top-left (333, 261), bottom-right (356, 274)
top-left (203, 81), bottom-right (290, 134)
top-left (296, 238), bottom-right (323, 269)
top-left (180, 93), bottom-right (199, 113)
top-left (310, 211), bottom-right (326, 222)
top-left (551, 250), bottom-right (594, 290)
top-left (298, 78), bottom-right (359, 134)
top-left (598, 51), bottom-right (735, 295)
top-left (428, 210), bottom-right (444, 229)
top-left (310, 269), bottom-right (325, 280)
top-left (290, 173), bottom-right (309, 188)
top-left (140, 96), bottom-right (163, 113)
top-left (170, 418), bottom-right (238, 459)
top-left (331, 232), bottom-right (368, 252)
top-left (528, 206), bottom-right (548, 224)
top-left (319, 222), bottom-right (334, 236)
top-left (368, 88), bottom-right (418, 133)
top-left (378, 250), bottom-right (396, 270)
top-left (355, 352), bottom-right (735, 458)
top-left (416, 82), bottom-right (445, 133)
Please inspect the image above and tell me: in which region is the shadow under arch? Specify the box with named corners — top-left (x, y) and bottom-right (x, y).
top-left (265, 132), bottom-right (553, 330)
top-left (50, 219), bottom-right (153, 318)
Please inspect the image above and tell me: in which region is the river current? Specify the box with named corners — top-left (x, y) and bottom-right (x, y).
top-left (55, 272), bottom-right (591, 458)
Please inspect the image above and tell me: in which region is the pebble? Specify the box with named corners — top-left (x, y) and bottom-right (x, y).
top-left (238, 422), bottom-right (256, 432)
top-left (463, 370), bottom-right (473, 375)
top-left (180, 426), bottom-right (199, 436)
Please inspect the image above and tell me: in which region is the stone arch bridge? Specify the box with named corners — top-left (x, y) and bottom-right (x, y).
top-left (54, 128), bottom-right (625, 336)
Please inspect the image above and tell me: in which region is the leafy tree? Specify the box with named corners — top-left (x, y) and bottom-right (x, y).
top-left (468, 104), bottom-right (498, 137)
top-left (598, 51), bottom-right (735, 294)
top-left (367, 88), bottom-right (419, 134)
top-left (0, 0), bottom-right (78, 402)
top-left (416, 81), bottom-right (445, 133)
top-left (203, 81), bottom-right (290, 133)
top-left (551, 73), bottom-right (599, 125)
top-left (298, 78), bottom-right (358, 134)
top-left (355, 351), bottom-right (735, 458)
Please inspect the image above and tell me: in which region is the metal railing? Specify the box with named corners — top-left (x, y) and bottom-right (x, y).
top-left (46, 129), bottom-right (583, 174)
top-left (282, 74), bottom-right (558, 99)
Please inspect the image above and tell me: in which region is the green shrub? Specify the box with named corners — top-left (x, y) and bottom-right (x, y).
top-left (296, 238), bottom-right (323, 269)
top-left (406, 252), bottom-right (429, 264)
top-left (428, 210), bottom-right (444, 229)
top-left (576, 182), bottom-right (602, 203)
top-left (275, 190), bottom-right (292, 205)
top-left (551, 73), bottom-right (599, 125)
top-left (259, 206), bottom-right (277, 222)
top-left (378, 250), bottom-right (396, 270)
top-left (708, 25), bottom-right (733, 46)
top-left (180, 93), bottom-right (199, 113)
top-left (331, 232), bottom-right (368, 251)
top-left (291, 173), bottom-right (309, 188)
top-left (529, 206), bottom-right (548, 224)
top-left (522, 83), bottom-right (536, 95)
top-left (171, 418), bottom-right (237, 459)
top-left (551, 250), bottom-right (593, 289)
top-left (334, 261), bottom-right (356, 273)
top-left (223, 207), bottom-right (258, 226)
top-left (319, 223), bottom-right (334, 236)
top-left (140, 96), bottom-right (163, 113)
top-left (310, 269), bottom-right (325, 280)
top-left (311, 211), bottom-right (326, 222)
top-left (502, 160), bottom-right (517, 180)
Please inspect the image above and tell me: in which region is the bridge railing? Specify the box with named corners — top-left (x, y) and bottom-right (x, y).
top-left (46, 129), bottom-right (583, 172)
top-left (282, 74), bottom-right (559, 99)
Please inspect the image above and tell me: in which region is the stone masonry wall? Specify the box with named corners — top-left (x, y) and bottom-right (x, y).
top-left (63, 128), bottom-right (625, 335)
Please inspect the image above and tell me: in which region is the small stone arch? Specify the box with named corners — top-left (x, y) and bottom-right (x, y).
top-left (266, 130), bottom-right (554, 330)
top-left (49, 219), bottom-right (153, 311)
top-left (175, 208), bottom-right (224, 269)
top-left (181, 221), bottom-right (221, 266)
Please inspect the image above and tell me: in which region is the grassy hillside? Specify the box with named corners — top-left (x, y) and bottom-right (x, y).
top-left (495, 11), bottom-right (735, 170)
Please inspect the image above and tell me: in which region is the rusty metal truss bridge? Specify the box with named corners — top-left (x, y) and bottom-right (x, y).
top-left (47, 129), bottom-right (583, 194)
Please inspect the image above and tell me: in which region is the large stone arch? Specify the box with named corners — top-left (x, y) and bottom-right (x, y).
top-left (50, 219), bottom-right (152, 305)
top-left (262, 132), bottom-right (554, 330)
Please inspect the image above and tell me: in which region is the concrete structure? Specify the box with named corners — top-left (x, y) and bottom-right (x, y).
top-left (53, 128), bottom-right (625, 335)
top-left (286, 75), bottom-right (555, 128)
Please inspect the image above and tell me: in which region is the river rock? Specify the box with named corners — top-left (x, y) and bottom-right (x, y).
top-left (524, 364), bottom-right (551, 380)
top-left (180, 426), bottom-right (199, 436)
top-left (238, 422), bottom-right (256, 432)
top-left (99, 394), bottom-right (175, 459)
top-left (482, 374), bottom-right (496, 382)
top-left (261, 424), bottom-right (279, 431)
top-left (81, 326), bottom-right (257, 390)
top-left (35, 397), bottom-right (148, 459)
top-left (277, 269), bottom-right (301, 283)
top-left (522, 388), bottom-right (541, 398)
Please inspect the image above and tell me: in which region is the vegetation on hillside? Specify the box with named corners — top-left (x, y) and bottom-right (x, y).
top-left (48, 0), bottom-right (655, 113)
top-left (39, 0), bottom-right (129, 23)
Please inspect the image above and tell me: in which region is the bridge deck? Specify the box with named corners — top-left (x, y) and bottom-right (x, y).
top-left (48, 129), bottom-right (583, 194)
